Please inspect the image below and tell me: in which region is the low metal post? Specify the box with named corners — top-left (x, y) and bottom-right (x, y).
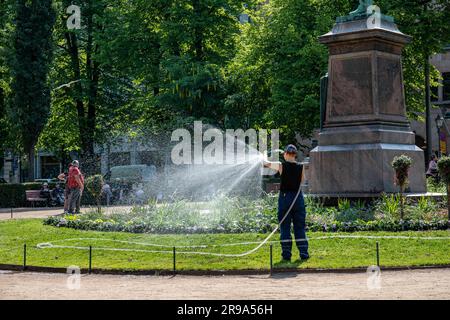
top-left (270, 244), bottom-right (273, 277)
top-left (173, 247), bottom-right (176, 275)
top-left (89, 245), bottom-right (92, 274)
top-left (376, 242), bottom-right (380, 267)
top-left (10, 208), bottom-right (13, 219)
top-left (23, 244), bottom-right (27, 271)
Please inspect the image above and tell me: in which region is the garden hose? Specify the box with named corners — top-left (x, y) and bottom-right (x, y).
top-left (37, 234), bottom-right (450, 257)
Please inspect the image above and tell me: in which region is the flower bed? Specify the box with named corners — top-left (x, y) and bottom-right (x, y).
top-left (44, 215), bottom-right (448, 234)
top-left (43, 194), bottom-right (449, 234)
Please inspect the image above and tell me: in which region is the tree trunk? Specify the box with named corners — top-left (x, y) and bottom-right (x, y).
top-left (400, 187), bottom-right (404, 220)
top-left (447, 184), bottom-right (450, 223)
top-left (63, 6), bottom-right (100, 170)
top-left (64, 30), bottom-right (90, 153)
top-left (192, 0), bottom-right (204, 62)
top-left (85, 0), bottom-right (98, 158)
top-left (191, 0), bottom-right (205, 116)
top-left (27, 145), bottom-right (35, 182)
top-left (425, 53), bottom-right (432, 167)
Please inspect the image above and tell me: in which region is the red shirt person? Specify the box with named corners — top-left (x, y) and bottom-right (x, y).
top-left (68, 165), bottom-right (83, 189)
top-left (67, 160), bottom-right (84, 214)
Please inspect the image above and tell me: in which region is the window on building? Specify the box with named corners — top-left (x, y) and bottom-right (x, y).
top-left (110, 152), bottom-right (131, 167)
top-left (41, 156), bottom-right (60, 179)
top-left (0, 155), bottom-right (4, 180)
top-left (443, 72), bottom-right (450, 101)
top-left (431, 85), bottom-right (439, 102)
top-left (139, 151), bottom-right (163, 168)
top-left (239, 13), bottom-right (250, 24)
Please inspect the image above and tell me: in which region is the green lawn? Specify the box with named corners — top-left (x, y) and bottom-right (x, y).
top-left (0, 219), bottom-right (449, 271)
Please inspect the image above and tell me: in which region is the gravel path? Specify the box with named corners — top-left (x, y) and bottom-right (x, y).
top-left (1, 269), bottom-right (449, 300)
top-left (0, 206), bottom-right (132, 220)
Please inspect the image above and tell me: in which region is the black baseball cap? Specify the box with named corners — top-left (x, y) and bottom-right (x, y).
top-left (284, 144), bottom-right (298, 154)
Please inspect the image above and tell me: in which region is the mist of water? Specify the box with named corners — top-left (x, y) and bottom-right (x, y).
top-left (108, 127), bottom-right (278, 206)
top-left (154, 133), bottom-right (266, 202)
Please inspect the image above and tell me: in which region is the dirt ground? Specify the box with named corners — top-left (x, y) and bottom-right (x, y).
top-left (1, 268), bottom-right (449, 300)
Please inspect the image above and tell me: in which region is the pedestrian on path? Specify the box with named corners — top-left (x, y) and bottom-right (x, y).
top-left (67, 160), bottom-right (84, 215)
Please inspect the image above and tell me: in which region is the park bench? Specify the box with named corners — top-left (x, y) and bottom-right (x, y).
top-left (26, 190), bottom-right (48, 207)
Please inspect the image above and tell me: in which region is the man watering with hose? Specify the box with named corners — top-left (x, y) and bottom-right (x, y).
top-left (264, 145), bottom-right (309, 261)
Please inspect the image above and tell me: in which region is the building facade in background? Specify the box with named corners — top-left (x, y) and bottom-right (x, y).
top-left (411, 46), bottom-right (450, 158)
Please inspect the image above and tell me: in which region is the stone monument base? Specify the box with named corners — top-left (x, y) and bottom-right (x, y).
top-left (308, 5), bottom-right (427, 198)
top-left (309, 125), bottom-right (426, 197)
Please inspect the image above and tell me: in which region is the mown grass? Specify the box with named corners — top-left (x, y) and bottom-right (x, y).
top-left (0, 219), bottom-right (449, 271)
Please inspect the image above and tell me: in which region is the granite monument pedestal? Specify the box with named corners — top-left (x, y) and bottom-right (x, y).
top-left (309, 9), bottom-right (426, 197)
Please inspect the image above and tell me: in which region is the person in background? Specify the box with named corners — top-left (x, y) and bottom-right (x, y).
top-left (40, 183), bottom-right (51, 206)
top-left (58, 164), bottom-right (72, 214)
top-left (263, 144), bottom-right (309, 262)
top-left (134, 184), bottom-right (145, 205)
top-left (52, 183), bottom-right (65, 206)
top-left (67, 160), bottom-right (84, 214)
top-left (102, 182), bottom-right (113, 206)
top-left (426, 154), bottom-right (439, 183)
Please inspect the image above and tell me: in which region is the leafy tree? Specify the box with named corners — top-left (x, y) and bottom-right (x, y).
top-left (9, 0), bottom-right (55, 181)
top-left (52, 0), bottom-right (104, 171)
top-left (18, 0), bottom-right (450, 177)
top-left (0, 0), bottom-right (15, 155)
top-left (228, 0), bottom-right (449, 146)
top-left (36, 98), bottom-right (81, 168)
top-left (85, 174), bottom-right (103, 212)
top-left (226, 0), bottom-right (352, 143)
top-left (50, 0), bottom-right (254, 148)
top-left (379, 0), bottom-right (450, 162)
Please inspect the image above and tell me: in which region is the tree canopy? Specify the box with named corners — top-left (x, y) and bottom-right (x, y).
top-left (1, 0), bottom-right (449, 178)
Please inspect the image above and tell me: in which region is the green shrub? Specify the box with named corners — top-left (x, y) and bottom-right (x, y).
top-left (85, 175), bottom-right (104, 210)
top-left (392, 155), bottom-right (413, 219)
top-left (337, 198), bottom-right (351, 211)
top-left (85, 175), bottom-right (103, 198)
top-left (374, 193), bottom-right (400, 219)
top-left (426, 177), bottom-right (446, 193)
top-left (22, 182), bottom-right (57, 190)
top-left (80, 188), bottom-right (97, 206)
top-left (437, 156), bottom-right (450, 222)
top-left (392, 155), bottom-right (413, 189)
top-left (0, 184), bottom-right (26, 208)
top-left (408, 196), bottom-right (439, 221)
top-left (438, 156), bottom-right (450, 183)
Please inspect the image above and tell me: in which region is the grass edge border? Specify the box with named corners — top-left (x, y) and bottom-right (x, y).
top-left (2, 263), bottom-right (450, 276)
